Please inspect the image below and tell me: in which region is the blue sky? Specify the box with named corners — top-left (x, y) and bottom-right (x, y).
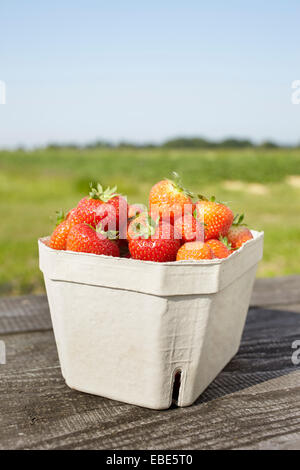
top-left (1, 0), bottom-right (300, 147)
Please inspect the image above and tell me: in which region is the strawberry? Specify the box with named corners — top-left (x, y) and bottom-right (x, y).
top-left (149, 172), bottom-right (193, 224)
top-left (227, 214), bottom-right (253, 249)
top-left (127, 214), bottom-right (180, 241)
top-left (70, 183), bottom-right (128, 230)
top-left (128, 203), bottom-right (147, 219)
top-left (127, 213), bottom-right (152, 241)
top-left (128, 218), bottom-right (181, 262)
top-left (206, 238), bottom-right (231, 259)
top-left (195, 197), bottom-right (234, 241)
top-left (49, 210), bottom-right (70, 250)
top-left (69, 193), bottom-right (108, 228)
top-left (176, 241), bottom-right (214, 261)
top-left (66, 223), bottom-right (120, 256)
top-left (66, 207), bottom-right (77, 220)
top-left (95, 202), bottom-right (118, 232)
top-left (106, 193), bottom-right (128, 233)
top-left (129, 237), bottom-right (180, 262)
top-left (174, 213), bottom-right (204, 243)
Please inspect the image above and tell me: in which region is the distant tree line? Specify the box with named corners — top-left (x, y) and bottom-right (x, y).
top-left (44, 137), bottom-right (298, 150)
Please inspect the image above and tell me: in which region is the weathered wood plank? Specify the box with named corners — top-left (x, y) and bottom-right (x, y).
top-left (251, 275), bottom-right (300, 307)
top-left (257, 303), bottom-right (300, 313)
top-left (0, 278), bottom-right (299, 449)
top-left (249, 433), bottom-right (300, 450)
top-left (0, 307), bottom-right (299, 450)
top-left (0, 295), bottom-right (51, 334)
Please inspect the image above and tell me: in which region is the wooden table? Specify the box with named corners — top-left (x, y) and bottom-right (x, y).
top-left (0, 276), bottom-right (300, 450)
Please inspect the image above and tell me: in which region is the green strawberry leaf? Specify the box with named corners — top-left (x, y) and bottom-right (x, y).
top-left (96, 223), bottom-right (119, 239)
top-left (166, 172), bottom-right (194, 198)
top-left (89, 182), bottom-right (118, 201)
top-left (54, 209), bottom-right (65, 226)
top-left (219, 235), bottom-right (232, 250)
top-left (232, 213), bottom-right (247, 226)
top-left (197, 194), bottom-right (229, 205)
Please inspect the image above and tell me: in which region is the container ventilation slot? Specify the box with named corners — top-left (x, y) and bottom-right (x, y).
top-left (172, 370), bottom-right (182, 406)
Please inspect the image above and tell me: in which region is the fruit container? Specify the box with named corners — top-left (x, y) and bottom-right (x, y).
top-left (39, 230), bottom-right (264, 410)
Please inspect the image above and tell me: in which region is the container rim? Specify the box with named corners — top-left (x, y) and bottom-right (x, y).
top-left (39, 229), bottom-right (264, 267)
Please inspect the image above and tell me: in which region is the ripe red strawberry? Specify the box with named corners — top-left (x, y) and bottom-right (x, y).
top-left (106, 193), bottom-right (128, 232)
top-left (70, 200), bottom-right (104, 228)
top-left (129, 237), bottom-right (180, 262)
top-left (49, 210), bottom-right (70, 250)
top-left (127, 214), bottom-right (180, 241)
top-left (195, 197), bottom-right (234, 241)
top-left (49, 220), bottom-right (70, 250)
top-left (176, 241), bottom-right (214, 261)
top-left (174, 213), bottom-right (204, 243)
top-left (128, 219), bottom-right (181, 262)
top-left (227, 214), bottom-right (253, 249)
top-left (66, 207), bottom-right (77, 220)
top-left (70, 183), bottom-right (128, 230)
top-left (128, 203), bottom-right (147, 219)
top-left (95, 202), bottom-right (118, 232)
top-left (66, 223), bottom-right (120, 256)
top-left (206, 238), bottom-right (231, 259)
top-left (149, 173), bottom-right (193, 224)
top-left (127, 213), bottom-right (153, 241)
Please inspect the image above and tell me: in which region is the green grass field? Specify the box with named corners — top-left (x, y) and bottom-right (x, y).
top-left (1, 147), bottom-right (300, 296)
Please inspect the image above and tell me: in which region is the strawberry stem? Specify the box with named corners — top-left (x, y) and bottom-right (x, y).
top-left (166, 172), bottom-right (194, 198)
top-left (89, 182), bottom-right (118, 202)
top-left (131, 215), bottom-right (159, 239)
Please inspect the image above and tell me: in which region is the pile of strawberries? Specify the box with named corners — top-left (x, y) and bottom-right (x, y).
top-left (47, 175), bottom-right (253, 262)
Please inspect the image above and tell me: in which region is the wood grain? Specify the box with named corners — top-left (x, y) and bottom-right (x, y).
top-left (0, 295), bottom-right (299, 450)
top-left (0, 295), bottom-right (51, 334)
top-left (251, 275), bottom-right (300, 307)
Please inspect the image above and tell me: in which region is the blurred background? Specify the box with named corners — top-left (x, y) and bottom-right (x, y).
top-left (0, 0), bottom-right (300, 296)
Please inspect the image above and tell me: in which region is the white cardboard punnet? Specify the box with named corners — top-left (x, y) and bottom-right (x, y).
top-left (39, 230), bottom-right (263, 409)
